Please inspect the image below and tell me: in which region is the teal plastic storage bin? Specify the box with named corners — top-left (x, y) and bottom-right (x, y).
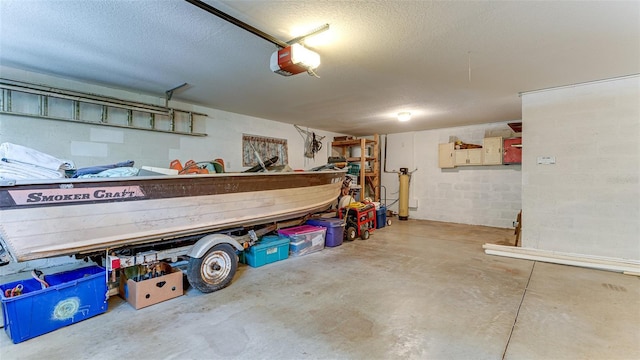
top-left (347, 163), bottom-right (360, 176)
top-left (244, 235), bottom-right (290, 267)
top-left (0, 265), bottom-right (108, 344)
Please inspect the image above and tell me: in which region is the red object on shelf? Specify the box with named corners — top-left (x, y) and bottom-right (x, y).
top-left (508, 122), bottom-right (523, 133)
top-left (503, 138), bottom-right (522, 164)
top-left (109, 256), bottom-right (120, 270)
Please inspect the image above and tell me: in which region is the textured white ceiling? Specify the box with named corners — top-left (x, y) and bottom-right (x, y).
top-left (1, 0), bottom-right (638, 135)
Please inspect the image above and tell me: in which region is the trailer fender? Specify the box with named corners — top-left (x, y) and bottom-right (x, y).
top-left (188, 234), bottom-right (244, 259)
top-left (0, 239), bottom-right (15, 266)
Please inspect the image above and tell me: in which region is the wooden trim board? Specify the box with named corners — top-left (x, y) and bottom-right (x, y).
top-left (483, 243), bottom-right (640, 274)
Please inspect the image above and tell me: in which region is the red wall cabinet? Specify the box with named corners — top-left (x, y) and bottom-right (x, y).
top-left (503, 138), bottom-right (522, 164)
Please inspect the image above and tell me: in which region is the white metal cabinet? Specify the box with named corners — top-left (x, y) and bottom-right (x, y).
top-left (438, 143), bottom-right (455, 168)
top-left (482, 137), bottom-right (503, 165)
top-left (454, 148), bottom-right (482, 166)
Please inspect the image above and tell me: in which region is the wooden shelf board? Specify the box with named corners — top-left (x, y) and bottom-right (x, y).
top-left (345, 157), bottom-right (377, 162)
top-left (331, 139), bottom-right (376, 147)
top-left (508, 122), bottom-right (523, 133)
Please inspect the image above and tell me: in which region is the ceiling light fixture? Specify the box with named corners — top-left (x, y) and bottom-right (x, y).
top-left (397, 112), bottom-right (412, 122)
top-left (270, 44), bottom-right (321, 76)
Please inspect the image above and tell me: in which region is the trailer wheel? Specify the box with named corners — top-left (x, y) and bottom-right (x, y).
top-left (345, 226), bottom-right (358, 241)
top-left (187, 243), bottom-right (237, 293)
top-left (360, 229), bottom-right (370, 240)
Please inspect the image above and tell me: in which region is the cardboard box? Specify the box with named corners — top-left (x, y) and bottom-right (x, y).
top-left (119, 263), bottom-right (183, 310)
top-left (0, 266), bottom-right (108, 344)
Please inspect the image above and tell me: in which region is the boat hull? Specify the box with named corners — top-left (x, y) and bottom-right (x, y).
top-left (0, 170), bottom-right (345, 262)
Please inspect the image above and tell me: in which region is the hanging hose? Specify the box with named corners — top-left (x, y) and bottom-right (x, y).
top-left (295, 125), bottom-right (325, 159)
top-left (306, 132), bottom-right (323, 158)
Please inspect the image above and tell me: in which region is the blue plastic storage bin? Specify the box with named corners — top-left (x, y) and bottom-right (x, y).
top-left (305, 217), bottom-right (345, 247)
top-left (244, 235), bottom-right (290, 267)
top-left (376, 206), bottom-right (387, 229)
top-left (0, 265), bottom-right (108, 344)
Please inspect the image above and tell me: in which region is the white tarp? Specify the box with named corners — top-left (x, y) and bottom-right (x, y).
top-left (0, 143), bottom-right (64, 180)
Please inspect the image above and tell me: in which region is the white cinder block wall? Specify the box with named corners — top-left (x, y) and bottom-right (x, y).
top-left (382, 122), bottom-right (522, 228)
top-left (0, 67), bottom-right (344, 275)
top-left (0, 67), bottom-right (339, 172)
top-left (521, 75), bottom-right (640, 261)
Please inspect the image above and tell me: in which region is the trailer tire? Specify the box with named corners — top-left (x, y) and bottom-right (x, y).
top-left (187, 243), bottom-right (237, 293)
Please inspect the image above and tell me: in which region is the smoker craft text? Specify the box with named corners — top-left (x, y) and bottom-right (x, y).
top-left (8, 186), bottom-right (145, 205)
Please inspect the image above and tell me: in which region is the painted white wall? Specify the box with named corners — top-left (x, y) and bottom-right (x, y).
top-left (0, 67), bottom-right (345, 275)
top-left (381, 122), bottom-right (522, 228)
top-left (0, 67), bottom-right (339, 172)
top-left (521, 75), bottom-right (640, 260)
top-left (379, 132), bottom-right (415, 206)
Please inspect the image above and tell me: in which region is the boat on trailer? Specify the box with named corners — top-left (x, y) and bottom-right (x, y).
top-left (0, 169), bottom-right (345, 292)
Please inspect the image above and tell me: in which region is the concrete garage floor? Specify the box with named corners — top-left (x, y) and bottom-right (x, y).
top-left (1, 219), bottom-right (639, 359)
